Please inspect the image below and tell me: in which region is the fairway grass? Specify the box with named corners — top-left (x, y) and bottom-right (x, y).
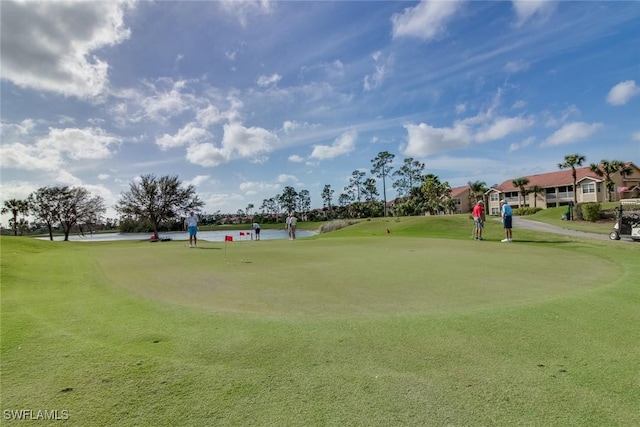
top-left (2, 216), bottom-right (639, 426)
top-left (93, 237), bottom-right (616, 317)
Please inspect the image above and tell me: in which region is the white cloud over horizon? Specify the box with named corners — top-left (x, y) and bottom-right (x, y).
top-left (540, 122), bottom-right (603, 147)
top-left (606, 80), bottom-right (640, 106)
top-left (391, 0), bottom-right (463, 41)
top-left (310, 130), bottom-right (357, 160)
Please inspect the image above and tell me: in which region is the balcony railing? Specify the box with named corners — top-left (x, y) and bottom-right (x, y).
top-left (544, 191), bottom-right (573, 200)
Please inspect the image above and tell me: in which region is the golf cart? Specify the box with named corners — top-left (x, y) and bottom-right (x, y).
top-left (609, 201), bottom-right (640, 241)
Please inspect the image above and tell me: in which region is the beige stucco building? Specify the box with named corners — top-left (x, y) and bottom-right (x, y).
top-left (449, 185), bottom-right (473, 214)
top-left (484, 162), bottom-right (640, 216)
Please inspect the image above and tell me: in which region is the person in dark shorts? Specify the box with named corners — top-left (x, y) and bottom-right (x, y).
top-left (252, 222), bottom-right (261, 240)
top-left (500, 200), bottom-right (513, 242)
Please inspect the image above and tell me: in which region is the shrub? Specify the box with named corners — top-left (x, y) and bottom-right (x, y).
top-left (581, 202), bottom-right (601, 222)
top-left (319, 219), bottom-right (357, 234)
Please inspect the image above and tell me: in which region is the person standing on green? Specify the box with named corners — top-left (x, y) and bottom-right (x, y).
top-left (472, 200), bottom-right (485, 240)
top-left (288, 213), bottom-right (298, 240)
top-left (184, 211), bottom-right (199, 248)
top-left (500, 200), bottom-right (513, 242)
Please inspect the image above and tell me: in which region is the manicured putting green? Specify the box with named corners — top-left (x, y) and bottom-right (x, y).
top-left (94, 237), bottom-right (617, 316)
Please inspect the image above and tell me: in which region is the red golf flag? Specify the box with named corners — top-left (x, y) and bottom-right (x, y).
top-left (225, 235), bottom-right (233, 242)
top-left (239, 232), bottom-right (245, 236)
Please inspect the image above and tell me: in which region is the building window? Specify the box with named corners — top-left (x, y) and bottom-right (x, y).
top-left (582, 183), bottom-right (595, 194)
top-left (490, 193), bottom-right (499, 201)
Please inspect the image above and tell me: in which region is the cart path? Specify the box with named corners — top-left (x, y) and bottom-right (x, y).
top-left (510, 217), bottom-right (611, 241)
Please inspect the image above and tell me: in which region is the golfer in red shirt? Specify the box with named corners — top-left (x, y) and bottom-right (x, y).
top-left (472, 200), bottom-right (485, 240)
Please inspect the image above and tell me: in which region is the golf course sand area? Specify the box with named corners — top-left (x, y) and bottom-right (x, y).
top-left (94, 237), bottom-right (617, 317)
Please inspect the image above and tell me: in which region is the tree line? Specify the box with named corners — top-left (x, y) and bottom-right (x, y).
top-left (2, 187), bottom-right (107, 241)
top-left (2, 153), bottom-right (633, 237)
top-left (255, 151), bottom-right (459, 222)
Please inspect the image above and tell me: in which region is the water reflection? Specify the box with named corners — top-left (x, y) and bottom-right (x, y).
top-left (40, 229), bottom-right (316, 242)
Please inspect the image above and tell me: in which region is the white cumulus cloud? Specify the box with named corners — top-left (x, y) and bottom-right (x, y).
top-left (310, 130), bottom-right (357, 160)
top-left (0, 142), bottom-right (62, 171)
top-left (186, 143), bottom-right (230, 167)
top-left (391, 0), bottom-right (463, 41)
top-left (511, 0), bottom-right (555, 26)
top-left (475, 116), bottom-right (534, 143)
top-left (606, 80), bottom-right (640, 106)
top-left (239, 181), bottom-right (280, 195)
top-left (185, 123), bottom-right (277, 167)
top-left (39, 127), bottom-right (121, 160)
top-left (257, 73), bottom-right (282, 87)
top-left (156, 124), bottom-right (212, 150)
top-left (402, 122), bottom-right (471, 157)
top-left (541, 122), bottom-right (603, 147)
top-left (0, 0), bottom-right (133, 98)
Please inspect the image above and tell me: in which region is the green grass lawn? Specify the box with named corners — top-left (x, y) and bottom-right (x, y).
top-left (1, 216), bottom-right (639, 426)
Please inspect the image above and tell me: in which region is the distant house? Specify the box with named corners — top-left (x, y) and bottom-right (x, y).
top-left (449, 185), bottom-right (473, 214)
top-left (485, 162), bottom-right (640, 215)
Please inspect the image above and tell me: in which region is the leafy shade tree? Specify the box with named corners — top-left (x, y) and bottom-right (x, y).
top-left (468, 180), bottom-right (488, 205)
top-left (29, 188), bottom-right (59, 240)
top-left (528, 185), bottom-right (544, 208)
top-left (116, 174), bottom-right (204, 239)
top-left (589, 160), bottom-right (634, 202)
top-left (56, 187), bottom-right (106, 241)
top-left (371, 151), bottom-right (395, 216)
top-left (420, 175), bottom-right (452, 215)
top-left (392, 157), bottom-right (425, 197)
top-left (279, 186), bottom-right (298, 214)
top-left (558, 154), bottom-right (586, 208)
top-left (28, 186), bottom-right (106, 241)
top-left (1, 198), bottom-right (29, 236)
top-left (394, 186), bottom-right (428, 216)
top-left (512, 177), bottom-right (530, 208)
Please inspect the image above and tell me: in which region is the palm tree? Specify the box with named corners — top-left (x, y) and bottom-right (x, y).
top-left (528, 185), bottom-right (544, 208)
top-left (1, 198), bottom-right (29, 236)
top-left (512, 177), bottom-right (530, 208)
top-left (468, 180), bottom-right (488, 206)
top-left (589, 160), bottom-right (634, 202)
top-left (558, 154), bottom-right (586, 207)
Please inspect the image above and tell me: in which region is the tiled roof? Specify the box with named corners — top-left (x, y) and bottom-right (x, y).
top-left (494, 166), bottom-right (602, 192)
top-left (450, 185), bottom-right (469, 198)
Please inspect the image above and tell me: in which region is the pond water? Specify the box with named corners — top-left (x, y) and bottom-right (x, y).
top-left (40, 229), bottom-right (316, 242)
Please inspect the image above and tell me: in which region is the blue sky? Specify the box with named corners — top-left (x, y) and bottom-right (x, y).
top-left (1, 0), bottom-right (639, 220)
